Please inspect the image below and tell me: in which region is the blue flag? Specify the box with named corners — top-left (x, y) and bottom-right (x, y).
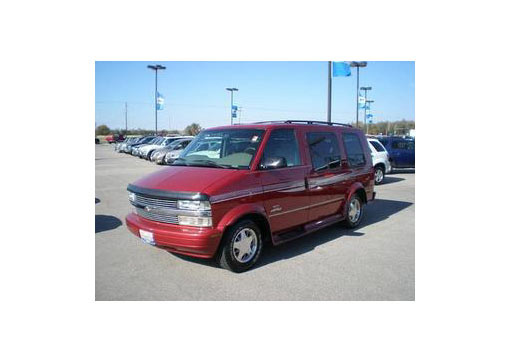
top-left (332, 62), bottom-right (351, 77)
top-left (156, 92), bottom-right (164, 110)
top-left (358, 93), bottom-right (366, 108)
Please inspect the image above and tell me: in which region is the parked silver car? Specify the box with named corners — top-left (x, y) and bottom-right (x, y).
top-left (152, 138), bottom-right (193, 164)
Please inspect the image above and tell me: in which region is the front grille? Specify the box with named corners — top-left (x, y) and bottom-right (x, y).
top-left (135, 206), bottom-right (179, 224)
top-left (130, 193), bottom-right (179, 224)
top-left (132, 194), bottom-right (178, 209)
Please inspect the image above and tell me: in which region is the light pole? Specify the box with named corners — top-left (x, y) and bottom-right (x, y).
top-left (365, 100), bottom-right (374, 134)
top-left (327, 61), bottom-right (332, 124)
top-left (226, 88), bottom-right (238, 125)
top-left (360, 86), bottom-right (372, 132)
top-left (125, 102), bottom-right (128, 135)
top-left (147, 64), bottom-right (166, 134)
top-left (350, 61), bottom-right (367, 128)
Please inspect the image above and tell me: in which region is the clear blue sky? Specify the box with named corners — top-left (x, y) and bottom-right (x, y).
top-left (95, 61), bottom-right (414, 131)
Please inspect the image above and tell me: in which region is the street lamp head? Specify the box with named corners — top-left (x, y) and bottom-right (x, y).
top-left (226, 88), bottom-right (239, 92)
top-left (147, 64), bottom-right (166, 70)
top-left (350, 61), bottom-right (368, 68)
top-left (361, 86), bottom-right (372, 91)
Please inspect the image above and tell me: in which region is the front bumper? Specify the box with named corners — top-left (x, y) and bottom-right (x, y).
top-left (385, 159), bottom-right (392, 174)
top-left (154, 153), bottom-right (165, 164)
top-left (125, 212), bottom-right (223, 258)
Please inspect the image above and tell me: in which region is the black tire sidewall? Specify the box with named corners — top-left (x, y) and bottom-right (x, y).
top-left (218, 219), bottom-right (263, 273)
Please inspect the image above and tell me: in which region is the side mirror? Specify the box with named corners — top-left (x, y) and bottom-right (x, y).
top-left (260, 156), bottom-right (287, 170)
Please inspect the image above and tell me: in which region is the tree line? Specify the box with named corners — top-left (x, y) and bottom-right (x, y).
top-left (95, 123), bottom-right (203, 136)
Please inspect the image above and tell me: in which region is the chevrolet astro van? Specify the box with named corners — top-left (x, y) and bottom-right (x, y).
top-left (126, 121), bottom-right (375, 272)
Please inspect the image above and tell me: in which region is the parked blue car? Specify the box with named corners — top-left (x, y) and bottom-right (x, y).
top-left (377, 136), bottom-right (415, 169)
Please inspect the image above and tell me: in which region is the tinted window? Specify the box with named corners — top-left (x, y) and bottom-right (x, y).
top-left (262, 129), bottom-right (300, 167)
top-left (392, 140), bottom-right (414, 150)
top-left (369, 140), bottom-right (385, 152)
top-left (307, 132), bottom-right (341, 171)
top-left (379, 138), bottom-right (388, 146)
top-left (342, 133), bottom-right (366, 167)
top-left (173, 140), bottom-right (191, 150)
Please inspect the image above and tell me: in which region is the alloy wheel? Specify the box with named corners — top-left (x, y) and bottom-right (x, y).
top-left (232, 228), bottom-right (258, 263)
top-left (348, 198), bottom-right (361, 223)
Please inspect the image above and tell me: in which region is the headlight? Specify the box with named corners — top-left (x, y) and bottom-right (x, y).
top-left (128, 192), bottom-right (136, 203)
top-left (177, 215), bottom-right (212, 227)
top-left (177, 200), bottom-right (211, 211)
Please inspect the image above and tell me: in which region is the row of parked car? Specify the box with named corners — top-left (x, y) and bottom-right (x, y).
top-left (366, 135), bottom-right (415, 184)
top-left (111, 132), bottom-right (414, 185)
top-left (115, 135), bottom-right (195, 165)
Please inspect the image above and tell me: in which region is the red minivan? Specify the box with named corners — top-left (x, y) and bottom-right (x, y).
top-left (126, 121), bottom-right (375, 272)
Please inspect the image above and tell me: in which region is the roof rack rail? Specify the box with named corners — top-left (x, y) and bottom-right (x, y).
top-left (253, 120), bottom-right (353, 127)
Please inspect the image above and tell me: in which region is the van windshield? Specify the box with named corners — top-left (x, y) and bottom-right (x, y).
top-left (174, 129), bottom-right (265, 169)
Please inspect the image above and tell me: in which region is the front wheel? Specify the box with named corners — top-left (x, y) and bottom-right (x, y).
top-left (344, 194), bottom-right (364, 228)
top-left (374, 165), bottom-right (385, 185)
top-left (217, 219), bottom-right (263, 273)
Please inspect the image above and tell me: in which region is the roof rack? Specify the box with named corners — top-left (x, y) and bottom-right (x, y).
top-left (253, 120), bottom-right (353, 128)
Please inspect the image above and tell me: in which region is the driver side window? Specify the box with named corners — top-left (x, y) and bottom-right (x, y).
top-left (261, 129), bottom-right (300, 168)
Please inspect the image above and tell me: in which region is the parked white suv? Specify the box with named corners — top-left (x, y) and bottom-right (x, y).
top-left (367, 138), bottom-right (391, 185)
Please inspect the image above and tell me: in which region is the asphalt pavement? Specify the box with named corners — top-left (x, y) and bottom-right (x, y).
top-left (95, 143), bottom-right (415, 300)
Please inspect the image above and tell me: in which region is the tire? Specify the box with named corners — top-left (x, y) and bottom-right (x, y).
top-left (147, 150), bottom-right (154, 160)
top-left (374, 165), bottom-right (385, 185)
top-left (344, 193), bottom-right (364, 228)
top-left (217, 219), bottom-right (263, 273)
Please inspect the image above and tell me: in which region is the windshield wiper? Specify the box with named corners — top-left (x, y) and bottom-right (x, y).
top-left (171, 157), bottom-right (190, 166)
top-left (189, 160), bottom-right (237, 169)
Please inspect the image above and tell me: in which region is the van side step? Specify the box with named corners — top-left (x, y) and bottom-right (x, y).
top-left (272, 214), bottom-right (344, 245)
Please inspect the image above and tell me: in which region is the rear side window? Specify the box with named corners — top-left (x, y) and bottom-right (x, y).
top-left (392, 141), bottom-right (414, 150)
top-left (369, 140), bottom-right (385, 152)
top-left (262, 129), bottom-right (300, 167)
top-left (307, 132), bottom-right (341, 171)
top-left (342, 133), bottom-right (366, 167)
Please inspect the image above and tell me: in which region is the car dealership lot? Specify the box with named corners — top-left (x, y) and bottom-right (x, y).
top-left (95, 143), bottom-right (414, 300)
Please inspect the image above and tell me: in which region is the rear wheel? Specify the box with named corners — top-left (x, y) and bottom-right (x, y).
top-left (374, 165), bottom-right (385, 185)
top-left (217, 219), bottom-right (263, 273)
top-left (344, 194), bottom-right (364, 228)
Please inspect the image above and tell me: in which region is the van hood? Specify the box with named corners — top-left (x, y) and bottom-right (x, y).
top-left (130, 166), bottom-right (238, 195)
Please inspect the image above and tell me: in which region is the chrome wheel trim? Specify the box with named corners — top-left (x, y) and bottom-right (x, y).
top-left (375, 168), bottom-right (384, 183)
top-left (348, 198), bottom-right (361, 223)
top-left (232, 228), bottom-right (258, 263)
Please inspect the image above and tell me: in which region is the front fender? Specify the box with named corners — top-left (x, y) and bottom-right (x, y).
top-left (216, 203), bottom-right (268, 233)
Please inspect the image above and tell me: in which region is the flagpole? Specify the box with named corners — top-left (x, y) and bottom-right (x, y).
top-left (350, 62), bottom-right (367, 128)
top-left (155, 69), bottom-right (158, 134)
top-left (327, 61), bottom-right (332, 124)
top-left (361, 86), bottom-right (372, 134)
top-left (226, 88), bottom-right (238, 125)
top-left (356, 67), bottom-right (359, 127)
top-left (147, 65), bottom-right (166, 135)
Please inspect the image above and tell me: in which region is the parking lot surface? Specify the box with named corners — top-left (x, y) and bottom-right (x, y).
top-left (95, 144), bottom-right (415, 300)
